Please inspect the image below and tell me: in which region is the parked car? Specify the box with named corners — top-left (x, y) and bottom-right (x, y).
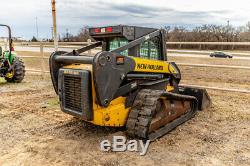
top-left (210, 52), bottom-right (233, 58)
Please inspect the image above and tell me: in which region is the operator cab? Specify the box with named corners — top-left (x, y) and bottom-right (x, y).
top-left (89, 25), bottom-right (167, 61)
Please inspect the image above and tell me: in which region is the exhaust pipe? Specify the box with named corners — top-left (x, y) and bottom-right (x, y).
top-left (55, 56), bottom-right (94, 64)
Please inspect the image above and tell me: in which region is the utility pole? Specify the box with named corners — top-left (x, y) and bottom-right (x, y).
top-left (247, 21), bottom-right (250, 32)
top-left (35, 17), bottom-right (39, 41)
top-left (51, 27), bottom-right (53, 41)
top-left (51, 0), bottom-right (58, 51)
top-left (227, 20), bottom-right (230, 42)
top-left (66, 28), bottom-right (69, 42)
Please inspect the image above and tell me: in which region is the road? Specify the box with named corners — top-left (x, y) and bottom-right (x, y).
top-left (14, 46), bottom-right (250, 60)
top-left (15, 46), bottom-right (76, 53)
top-left (168, 49), bottom-right (250, 56)
top-left (168, 53), bottom-right (250, 60)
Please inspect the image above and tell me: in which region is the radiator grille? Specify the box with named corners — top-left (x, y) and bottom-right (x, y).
top-left (63, 75), bottom-right (82, 113)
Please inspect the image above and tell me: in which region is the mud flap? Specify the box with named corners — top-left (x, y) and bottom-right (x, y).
top-left (178, 86), bottom-right (211, 111)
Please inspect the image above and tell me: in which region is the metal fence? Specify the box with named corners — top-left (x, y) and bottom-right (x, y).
top-left (1, 41), bottom-right (249, 75)
top-left (1, 41), bottom-right (250, 93)
top-left (1, 41), bottom-right (250, 48)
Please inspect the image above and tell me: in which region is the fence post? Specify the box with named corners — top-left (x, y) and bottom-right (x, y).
top-left (220, 45), bottom-right (223, 50)
top-left (232, 44), bottom-right (235, 50)
top-left (178, 44), bottom-right (182, 49)
top-left (4, 40), bottom-right (7, 50)
top-left (87, 39), bottom-right (92, 55)
top-left (40, 43), bottom-right (45, 77)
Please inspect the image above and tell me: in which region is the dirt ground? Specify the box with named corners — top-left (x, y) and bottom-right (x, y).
top-left (0, 53), bottom-right (250, 166)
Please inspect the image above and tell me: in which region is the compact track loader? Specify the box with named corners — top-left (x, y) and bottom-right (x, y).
top-left (50, 25), bottom-right (211, 141)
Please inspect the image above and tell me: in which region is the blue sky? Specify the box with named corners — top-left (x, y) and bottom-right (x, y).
top-left (0, 0), bottom-right (249, 40)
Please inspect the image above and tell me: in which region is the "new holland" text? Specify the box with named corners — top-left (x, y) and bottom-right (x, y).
top-left (137, 64), bottom-right (163, 71)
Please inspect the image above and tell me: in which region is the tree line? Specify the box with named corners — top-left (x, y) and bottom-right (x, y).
top-left (166, 22), bottom-right (250, 42)
top-left (29, 22), bottom-right (250, 44)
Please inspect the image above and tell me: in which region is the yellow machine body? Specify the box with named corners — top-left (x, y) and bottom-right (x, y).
top-left (64, 57), bottom-right (177, 127)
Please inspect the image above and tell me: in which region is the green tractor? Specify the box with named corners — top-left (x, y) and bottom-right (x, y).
top-left (0, 24), bottom-right (25, 83)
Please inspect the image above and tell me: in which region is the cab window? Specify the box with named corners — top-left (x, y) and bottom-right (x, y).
top-left (140, 37), bottom-right (160, 60)
top-left (108, 38), bottom-right (128, 56)
top-left (108, 37), bottom-right (161, 60)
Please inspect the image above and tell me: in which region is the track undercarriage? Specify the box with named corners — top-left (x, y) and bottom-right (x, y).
top-left (127, 88), bottom-right (209, 141)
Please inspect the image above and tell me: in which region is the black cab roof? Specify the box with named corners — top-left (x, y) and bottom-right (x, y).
top-left (89, 25), bottom-right (157, 41)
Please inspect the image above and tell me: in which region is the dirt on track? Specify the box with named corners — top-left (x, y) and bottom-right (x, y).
top-left (0, 57), bottom-right (250, 165)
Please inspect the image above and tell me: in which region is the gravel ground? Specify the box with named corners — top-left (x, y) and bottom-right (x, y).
top-left (0, 55), bottom-right (250, 166)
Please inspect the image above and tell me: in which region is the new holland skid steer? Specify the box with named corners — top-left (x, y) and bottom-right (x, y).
top-left (0, 24), bottom-right (25, 83)
top-left (50, 25), bottom-right (210, 141)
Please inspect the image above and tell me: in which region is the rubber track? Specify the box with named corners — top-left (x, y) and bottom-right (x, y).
top-left (126, 89), bottom-right (198, 141)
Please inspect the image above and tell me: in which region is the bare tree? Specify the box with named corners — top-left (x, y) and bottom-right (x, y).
top-left (60, 26), bottom-right (92, 42)
top-left (168, 24), bottom-right (243, 42)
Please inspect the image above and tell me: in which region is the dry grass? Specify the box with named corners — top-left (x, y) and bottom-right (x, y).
top-left (16, 51), bottom-right (51, 57)
top-left (0, 75), bottom-right (249, 165)
top-left (0, 51), bottom-right (250, 165)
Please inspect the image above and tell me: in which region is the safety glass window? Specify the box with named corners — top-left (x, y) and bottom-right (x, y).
top-left (140, 37), bottom-right (160, 60)
top-left (109, 38), bottom-right (128, 56)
